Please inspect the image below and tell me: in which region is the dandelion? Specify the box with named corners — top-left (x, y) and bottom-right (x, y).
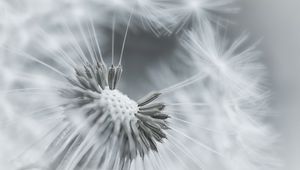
top-left (0, 1), bottom-right (281, 170)
top-left (51, 59), bottom-right (171, 169)
top-left (1, 15), bottom-right (209, 169)
top-left (68, 0), bottom-right (173, 36)
top-left (177, 22), bottom-right (281, 170)
top-left (157, 0), bottom-right (239, 34)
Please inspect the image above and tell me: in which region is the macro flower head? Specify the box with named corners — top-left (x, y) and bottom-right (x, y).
top-left (0, 1), bottom-right (282, 170)
top-left (0, 17), bottom-right (208, 169)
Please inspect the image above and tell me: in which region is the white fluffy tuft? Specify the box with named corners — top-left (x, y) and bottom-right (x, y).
top-left (0, 1), bottom-right (281, 170)
top-left (176, 22), bottom-right (281, 170)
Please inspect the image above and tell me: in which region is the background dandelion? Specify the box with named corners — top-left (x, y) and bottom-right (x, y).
top-left (0, 0), bottom-right (297, 170)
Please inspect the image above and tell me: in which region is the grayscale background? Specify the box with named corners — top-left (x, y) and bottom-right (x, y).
top-left (0, 0), bottom-right (299, 169)
top-left (235, 1), bottom-right (300, 170)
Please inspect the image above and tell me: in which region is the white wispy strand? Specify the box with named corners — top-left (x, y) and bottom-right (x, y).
top-left (0, 1), bottom-right (281, 170)
top-left (176, 22), bottom-right (280, 170)
top-left (155, 0), bottom-right (238, 34)
top-left (63, 0), bottom-right (173, 35)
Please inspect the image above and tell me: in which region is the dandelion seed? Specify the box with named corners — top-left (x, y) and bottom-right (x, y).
top-left (80, 0), bottom-right (173, 35)
top-left (158, 0), bottom-right (239, 34)
top-left (0, 1), bottom-right (281, 170)
top-left (177, 22), bottom-right (281, 170)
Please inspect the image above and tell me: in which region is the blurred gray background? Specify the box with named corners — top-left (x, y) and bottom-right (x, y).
top-left (234, 1), bottom-right (300, 170)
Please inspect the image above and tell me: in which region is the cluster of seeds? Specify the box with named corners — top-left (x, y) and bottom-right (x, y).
top-left (57, 61), bottom-right (169, 168)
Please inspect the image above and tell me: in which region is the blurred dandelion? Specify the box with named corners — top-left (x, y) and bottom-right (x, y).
top-left (0, 0), bottom-right (281, 170)
top-left (154, 0), bottom-right (239, 34)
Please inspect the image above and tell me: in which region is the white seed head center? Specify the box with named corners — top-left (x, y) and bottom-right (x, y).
top-left (99, 87), bottom-right (138, 121)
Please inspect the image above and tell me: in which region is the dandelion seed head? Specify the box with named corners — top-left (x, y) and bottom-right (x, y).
top-left (0, 0), bottom-right (281, 169)
top-left (99, 88), bottom-right (138, 120)
top-left (58, 61), bottom-right (169, 166)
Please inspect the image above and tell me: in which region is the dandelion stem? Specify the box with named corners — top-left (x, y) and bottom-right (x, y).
top-left (167, 133), bottom-right (205, 170)
top-left (163, 145), bottom-right (190, 170)
top-left (159, 73), bottom-right (206, 94)
top-left (36, 27), bottom-right (77, 68)
top-left (112, 14), bottom-right (116, 65)
top-left (90, 17), bottom-right (105, 64)
top-left (118, 9), bottom-right (134, 66)
top-left (171, 127), bottom-right (224, 157)
top-left (62, 22), bottom-right (89, 64)
top-left (169, 117), bottom-right (235, 135)
top-left (77, 19), bottom-right (97, 64)
top-left (12, 121), bottom-right (64, 162)
top-left (0, 47), bottom-right (67, 78)
top-left (166, 102), bottom-right (208, 106)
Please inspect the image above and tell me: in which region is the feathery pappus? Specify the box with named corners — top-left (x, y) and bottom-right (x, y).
top-left (0, 17), bottom-right (206, 169)
top-left (0, 0), bottom-right (281, 170)
top-left (179, 22), bottom-right (281, 170)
